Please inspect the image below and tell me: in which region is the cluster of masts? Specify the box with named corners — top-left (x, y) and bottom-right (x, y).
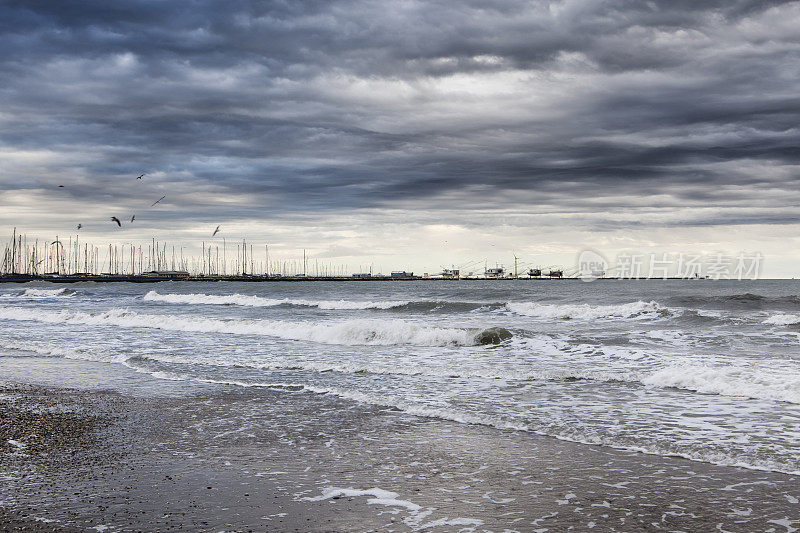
top-left (0, 229), bottom-right (351, 278)
top-left (1, 228), bottom-right (570, 280)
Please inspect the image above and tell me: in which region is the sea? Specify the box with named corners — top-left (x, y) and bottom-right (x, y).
top-left (0, 279), bottom-right (798, 476)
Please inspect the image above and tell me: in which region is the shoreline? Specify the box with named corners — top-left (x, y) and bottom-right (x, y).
top-left (2, 367), bottom-right (798, 532)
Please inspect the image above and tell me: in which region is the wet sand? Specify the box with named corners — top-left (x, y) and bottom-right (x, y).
top-left (1, 375), bottom-right (798, 532)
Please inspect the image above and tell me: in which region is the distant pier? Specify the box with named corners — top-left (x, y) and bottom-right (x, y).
top-left (0, 273), bottom-right (578, 283)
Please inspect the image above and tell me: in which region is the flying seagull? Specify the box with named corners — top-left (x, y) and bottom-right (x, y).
top-left (151, 195), bottom-right (166, 207)
top-left (131, 214), bottom-right (136, 223)
top-left (136, 174), bottom-right (145, 180)
top-left (77, 224), bottom-right (82, 230)
top-left (111, 217), bottom-right (122, 227)
top-left (212, 225), bottom-right (220, 237)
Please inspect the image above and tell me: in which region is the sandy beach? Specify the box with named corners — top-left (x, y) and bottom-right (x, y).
top-left (1, 359), bottom-right (798, 532)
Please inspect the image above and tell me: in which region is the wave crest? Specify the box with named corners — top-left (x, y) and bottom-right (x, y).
top-left (143, 290), bottom-right (408, 310)
top-left (643, 365), bottom-right (800, 404)
top-left (763, 314), bottom-right (800, 326)
top-left (506, 300), bottom-right (668, 320)
top-left (1, 288), bottom-right (76, 299)
top-left (0, 305), bottom-right (502, 347)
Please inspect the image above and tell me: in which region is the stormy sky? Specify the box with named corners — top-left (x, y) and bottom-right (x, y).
top-left (1, 0), bottom-right (799, 275)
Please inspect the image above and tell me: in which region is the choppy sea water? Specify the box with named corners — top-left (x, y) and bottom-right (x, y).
top-left (1, 280), bottom-right (798, 475)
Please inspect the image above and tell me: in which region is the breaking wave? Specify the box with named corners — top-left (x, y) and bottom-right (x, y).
top-left (143, 290), bottom-right (408, 310)
top-left (142, 291), bottom-right (498, 313)
top-left (0, 305), bottom-right (506, 347)
top-left (8, 328), bottom-right (794, 405)
top-left (1, 288), bottom-right (76, 299)
top-left (506, 300), bottom-right (669, 320)
top-left (642, 365), bottom-right (800, 404)
top-left (763, 314), bottom-right (800, 326)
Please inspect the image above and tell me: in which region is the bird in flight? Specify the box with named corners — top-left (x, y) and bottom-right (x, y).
top-left (212, 225), bottom-right (220, 237)
top-left (131, 214), bottom-right (136, 223)
top-left (58, 185), bottom-right (64, 188)
top-left (137, 174), bottom-right (145, 180)
top-left (77, 224), bottom-right (82, 230)
top-left (111, 217), bottom-right (122, 227)
top-left (151, 195), bottom-right (166, 207)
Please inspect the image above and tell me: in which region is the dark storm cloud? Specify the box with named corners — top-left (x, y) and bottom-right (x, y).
top-left (1, 0), bottom-right (799, 226)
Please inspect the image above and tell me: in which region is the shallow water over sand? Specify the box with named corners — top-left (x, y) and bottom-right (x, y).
top-left (1, 368), bottom-right (798, 532)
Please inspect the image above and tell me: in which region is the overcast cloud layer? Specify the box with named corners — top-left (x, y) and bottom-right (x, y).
top-left (1, 1), bottom-right (799, 274)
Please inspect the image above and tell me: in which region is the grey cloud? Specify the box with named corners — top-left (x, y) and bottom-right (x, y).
top-left (0, 0), bottom-right (799, 230)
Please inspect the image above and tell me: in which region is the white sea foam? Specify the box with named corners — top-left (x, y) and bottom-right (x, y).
top-left (143, 290), bottom-right (408, 310)
top-left (0, 338), bottom-right (119, 363)
top-left (642, 365), bottom-right (800, 404)
top-left (645, 330), bottom-right (687, 343)
top-left (763, 314), bottom-right (800, 326)
top-left (0, 306), bottom-right (483, 346)
top-left (1, 288), bottom-right (75, 299)
top-left (305, 487), bottom-right (422, 510)
top-left (126, 350), bottom-right (637, 383)
top-left (261, 360), bottom-right (634, 383)
top-left (302, 487), bottom-right (473, 529)
top-left (24, 288), bottom-right (74, 297)
top-left (506, 300), bottom-right (668, 320)
top-left (0, 338), bottom-right (75, 358)
top-left (0, 330), bottom-right (635, 384)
